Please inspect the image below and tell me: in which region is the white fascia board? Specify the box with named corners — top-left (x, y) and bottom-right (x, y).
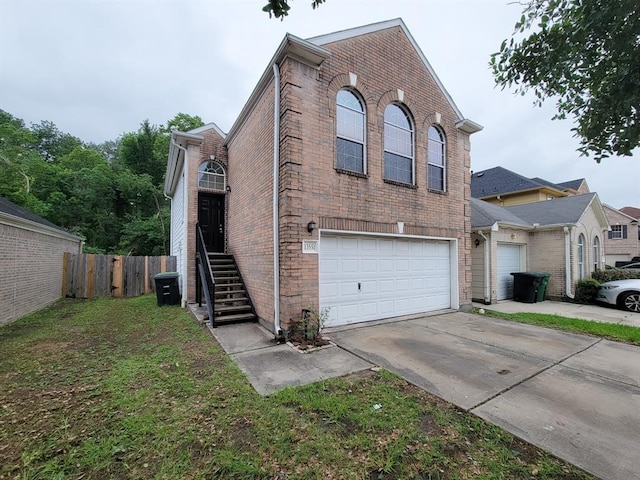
top-left (1, 212), bottom-right (84, 242)
top-left (456, 119), bottom-right (484, 134)
top-left (586, 194), bottom-right (611, 229)
top-left (225, 34), bottom-right (331, 145)
top-left (188, 122), bottom-right (227, 138)
top-left (164, 131), bottom-right (204, 196)
top-left (309, 18), bottom-right (482, 131)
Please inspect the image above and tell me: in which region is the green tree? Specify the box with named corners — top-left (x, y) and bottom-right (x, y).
top-left (30, 120), bottom-right (83, 162)
top-left (491, 0), bottom-right (640, 161)
top-left (263, 0), bottom-right (326, 18)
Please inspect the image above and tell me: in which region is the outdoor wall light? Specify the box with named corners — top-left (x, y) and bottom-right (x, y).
top-left (307, 220), bottom-right (316, 235)
top-left (475, 238), bottom-right (480, 247)
top-left (225, 185), bottom-right (231, 193)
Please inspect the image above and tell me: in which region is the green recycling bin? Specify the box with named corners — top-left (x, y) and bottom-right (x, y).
top-left (154, 272), bottom-right (180, 306)
top-left (532, 272), bottom-right (551, 302)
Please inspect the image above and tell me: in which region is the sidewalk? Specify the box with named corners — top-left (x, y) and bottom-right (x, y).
top-left (473, 299), bottom-right (640, 327)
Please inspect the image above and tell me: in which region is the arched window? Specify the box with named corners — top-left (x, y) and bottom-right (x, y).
top-left (428, 126), bottom-right (446, 191)
top-left (198, 161), bottom-right (226, 192)
top-left (336, 89), bottom-right (365, 174)
top-left (593, 236), bottom-right (600, 271)
top-left (383, 103), bottom-right (414, 185)
top-left (577, 233), bottom-right (585, 279)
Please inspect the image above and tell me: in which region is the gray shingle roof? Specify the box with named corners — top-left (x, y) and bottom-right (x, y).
top-left (505, 193), bottom-right (597, 226)
top-left (0, 196), bottom-right (70, 233)
top-left (471, 166), bottom-right (581, 199)
top-left (557, 178), bottom-right (585, 191)
top-left (470, 198), bottom-right (531, 229)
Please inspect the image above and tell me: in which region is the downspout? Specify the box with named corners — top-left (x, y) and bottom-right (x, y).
top-left (564, 226), bottom-right (574, 299)
top-left (272, 63), bottom-right (283, 339)
top-left (478, 230), bottom-right (490, 303)
top-left (171, 137), bottom-right (189, 308)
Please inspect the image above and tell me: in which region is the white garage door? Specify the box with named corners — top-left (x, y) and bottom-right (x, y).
top-left (497, 243), bottom-right (523, 300)
top-left (319, 234), bottom-right (452, 327)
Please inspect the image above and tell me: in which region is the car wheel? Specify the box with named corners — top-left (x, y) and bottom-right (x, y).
top-left (620, 292), bottom-right (640, 313)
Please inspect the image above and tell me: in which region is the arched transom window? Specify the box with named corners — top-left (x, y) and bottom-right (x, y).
top-left (428, 126), bottom-right (446, 191)
top-left (383, 103), bottom-right (414, 185)
top-left (198, 161), bottom-right (226, 192)
top-left (336, 89), bottom-right (365, 174)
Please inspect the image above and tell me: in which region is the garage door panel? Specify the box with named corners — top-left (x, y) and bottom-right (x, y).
top-left (497, 244), bottom-right (523, 300)
top-left (320, 234), bottom-right (452, 327)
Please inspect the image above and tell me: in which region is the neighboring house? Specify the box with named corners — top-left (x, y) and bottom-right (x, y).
top-left (164, 19), bottom-right (482, 336)
top-left (471, 193), bottom-right (609, 304)
top-left (471, 166), bottom-right (588, 206)
top-left (0, 197), bottom-right (84, 326)
top-left (602, 205), bottom-right (640, 265)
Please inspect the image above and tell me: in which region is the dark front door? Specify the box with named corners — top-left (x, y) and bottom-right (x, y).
top-left (198, 193), bottom-right (225, 253)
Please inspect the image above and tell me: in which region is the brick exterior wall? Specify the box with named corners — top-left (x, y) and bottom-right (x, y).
top-left (603, 205), bottom-right (639, 263)
top-left (272, 27), bottom-right (471, 330)
top-left (0, 222), bottom-right (82, 326)
top-left (181, 24), bottom-right (476, 332)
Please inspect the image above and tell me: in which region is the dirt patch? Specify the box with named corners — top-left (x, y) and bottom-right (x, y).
top-left (29, 341), bottom-right (72, 354)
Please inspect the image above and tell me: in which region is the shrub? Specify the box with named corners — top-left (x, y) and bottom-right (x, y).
top-left (592, 268), bottom-right (640, 283)
top-left (574, 278), bottom-right (600, 304)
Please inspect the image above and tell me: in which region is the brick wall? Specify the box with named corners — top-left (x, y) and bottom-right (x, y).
top-left (0, 222), bottom-right (82, 326)
top-left (273, 26), bottom-right (472, 327)
top-left (603, 205), bottom-right (638, 262)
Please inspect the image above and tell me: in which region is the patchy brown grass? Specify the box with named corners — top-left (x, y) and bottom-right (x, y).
top-left (0, 296), bottom-right (594, 479)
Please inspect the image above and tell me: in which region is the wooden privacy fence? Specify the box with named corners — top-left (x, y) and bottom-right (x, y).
top-left (62, 253), bottom-right (177, 299)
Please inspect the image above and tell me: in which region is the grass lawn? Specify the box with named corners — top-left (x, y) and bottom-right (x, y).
top-left (479, 309), bottom-right (640, 346)
top-left (0, 296), bottom-right (594, 480)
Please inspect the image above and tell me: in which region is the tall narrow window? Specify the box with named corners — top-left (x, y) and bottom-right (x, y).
top-left (593, 236), bottom-right (600, 271)
top-left (198, 161), bottom-right (226, 192)
top-left (428, 126), bottom-right (446, 191)
top-left (383, 104), bottom-right (414, 184)
top-left (578, 234), bottom-right (585, 279)
top-left (336, 89), bottom-right (365, 174)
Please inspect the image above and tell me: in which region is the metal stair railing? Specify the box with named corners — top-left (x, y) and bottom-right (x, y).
top-left (195, 223), bottom-right (216, 327)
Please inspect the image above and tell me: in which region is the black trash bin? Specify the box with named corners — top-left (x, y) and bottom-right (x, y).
top-left (154, 272), bottom-right (180, 306)
top-left (511, 272), bottom-right (547, 303)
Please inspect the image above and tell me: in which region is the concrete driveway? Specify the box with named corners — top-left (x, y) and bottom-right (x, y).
top-left (328, 313), bottom-right (640, 480)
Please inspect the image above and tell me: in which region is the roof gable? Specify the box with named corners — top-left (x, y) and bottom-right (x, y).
top-left (505, 193), bottom-right (605, 227)
top-left (471, 166), bottom-right (556, 198)
top-left (308, 19), bottom-right (468, 124)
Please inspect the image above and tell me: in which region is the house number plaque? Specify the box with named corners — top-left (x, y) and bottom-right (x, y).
top-left (302, 240), bottom-right (318, 254)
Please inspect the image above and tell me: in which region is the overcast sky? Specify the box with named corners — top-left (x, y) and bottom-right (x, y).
top-left (1, 0), bottom-right (637, 209)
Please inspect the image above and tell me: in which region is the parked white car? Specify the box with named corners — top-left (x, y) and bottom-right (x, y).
top-left (597, 279), bottom-right (640, 313)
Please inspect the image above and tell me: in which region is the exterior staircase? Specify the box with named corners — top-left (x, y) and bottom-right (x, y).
top-left (207, 253), bottom-right (257, 325)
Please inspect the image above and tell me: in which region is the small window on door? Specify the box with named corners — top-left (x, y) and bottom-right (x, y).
top-left (198, 161), bottom-right (226, 192)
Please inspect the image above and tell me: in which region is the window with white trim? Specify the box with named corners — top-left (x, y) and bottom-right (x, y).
top-left (198, 161), bottom-right (226, 192)
top-left (427, 125), bottom-right (446, 191)
top-left (593, 236), bottom-right (600, 271)
top-left (336, 89), bottom-right (365, 174)
top-left (578, 233), bottom-right (585, 279)
top-left (610, 225), bottom-right (624, 239)
top-left (383, 103), bottom-right (414, 185)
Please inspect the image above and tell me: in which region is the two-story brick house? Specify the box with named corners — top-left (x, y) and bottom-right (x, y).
top-left (164, 19), bottom-right (482, 336)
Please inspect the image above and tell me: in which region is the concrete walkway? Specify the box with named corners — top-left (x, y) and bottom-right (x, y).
top-left (210, 304), bottom-right (640, 480)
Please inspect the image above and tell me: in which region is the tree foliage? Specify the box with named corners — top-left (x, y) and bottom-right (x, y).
top-left (262, 0), bottom-right (326, 18)
top-left (0, 110), bottom-right (198, 255)
top-left (491, 0), bottom-right (640, 161)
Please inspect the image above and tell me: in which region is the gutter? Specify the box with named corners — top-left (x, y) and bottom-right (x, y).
top-left (563, 226), bottom-right (575, 299)
top-left (170, 136), bottom-right (189, 308)
top-left (272, 63), bottom-right (283, 339)
top-left (477, 230), bottom-right (490, 303)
